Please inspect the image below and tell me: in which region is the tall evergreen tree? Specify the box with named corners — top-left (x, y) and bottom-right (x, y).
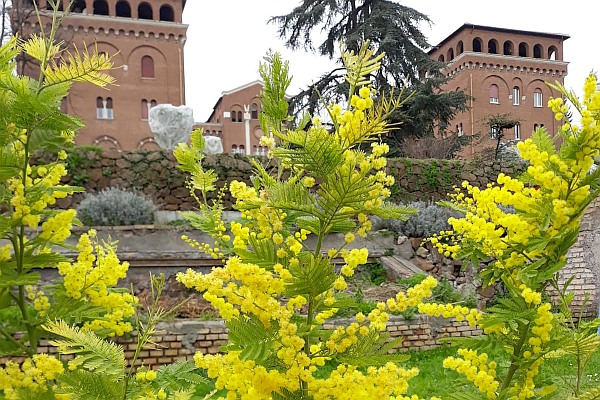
top-left (270, 0), bottom-right (469, 154)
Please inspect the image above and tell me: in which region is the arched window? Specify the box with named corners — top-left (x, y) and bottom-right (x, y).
top-left (237, 111), bottom-right (242, 122)
top-left (514, 124), bottom-right (521, 140)
top-left (512, 87), bottom-right (520, 106)
top-left (141, 99), bottom-right (148, 119)
top-left (105, 97), bottom-right (113, 119)
top-left (231, 110), bottom-right (237, 122)
top-left (447, 48), bottom-right (454, 61)
top-left (548, 46), bottom-right (558, 60)
top-left (487, 39), bottom-right (498, 54)
top-left (473, 38), bottom-right (482, 52)
top-left (438, 55), bottom-right (444, 62)
top-left (231, 144), bottom-right (238, 154)
top-left (96, 97), bottom-right (104, 119)
top-left (141, 55), bottom-right (154, 78)
top-left (533, 88), bottom-right (543, 108)
top-left (253, 145), bottom-right (258, 155)
top-left (456, 41), bottom-right (464, 55)
top-left (96, 97), bottom-right (114, 119)
top-left (93, 0), bottom-right (108, 15)
top-left (116, 0), bottom-right (131, 17)
top-left (159, 5), bottom-right (174, 21)
top-left (533, 44), bottom-right (543, 58)
top-left (457, 123), bottom-right (463, 137)
top-left (138, 2), bottom-right (153, 19)
top-left (239, 145), bottom-right (245, 154)
top-left (150, 99), bottom-right (157, 107)
top-left (251, 103), bottom-right (258, 119)
top-left (69, 0), bottom-right (86, 13)
top-left (534, 123), bottom-right (539, 131)
top-left (518, 42), bottom-right (528, 57)
top-left (489, 84), bottom-right (499, 104)
top-left (503, 41), bottom-right (513, 56)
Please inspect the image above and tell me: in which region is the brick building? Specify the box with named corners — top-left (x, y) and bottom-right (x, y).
top-left (428, 23), bottom-right (569, 158)
top-left (21, 0), bottom-right (187, 151)
top-left (196, 80), bottom-right (268, 156)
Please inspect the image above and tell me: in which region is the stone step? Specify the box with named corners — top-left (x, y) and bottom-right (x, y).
top-left (379, 255), bottom-right (423, 281)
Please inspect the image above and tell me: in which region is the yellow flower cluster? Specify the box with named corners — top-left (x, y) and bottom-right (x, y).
top-left (57, 230), bottom-right (137, 336)
top-left (526, 303), bottom-right (553, 355)
top-left (7, 162), bottom-right (74, 229)
top-left (520, 284), bottom-right (542, 305)
top-left (0, 355), bottom-right (64, 399)
top-left (339, 248), bottom-right (369, 277)
top-left (177, 257), bottom-right (286, 325)
top-left (386, 276), bottom-right (438, 313)
top-left (26, 285), bottom-right (50, 316)
top-left (443, 349), bottom-right (499, 399)
top-left (418, 303), bottom-right (482, 327)
top-left (508, 359), bottom-right (544, 399)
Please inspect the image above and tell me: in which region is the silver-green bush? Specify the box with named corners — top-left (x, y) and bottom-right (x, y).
top-left (375, 201), bottom-right (460, 238)
top-left (77, 187), bottom-right (156, 226)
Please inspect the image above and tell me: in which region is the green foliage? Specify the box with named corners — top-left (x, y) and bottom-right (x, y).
top-left (377, 200), bottom-right (458, 238)
top-left (77, 187), bottom-right (156, 226)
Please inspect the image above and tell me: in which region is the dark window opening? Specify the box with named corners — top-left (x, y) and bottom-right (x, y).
top-left (69, 0), bottom-right (86, 12)
top-left (457, 41), bottom-right (464, 55)
top-left (116, 0), bottom-right (131, 17)
top-left (438, 55), bottom-right (444, 62)
top-left (548, 46), bottom-right (557, 60)
top-left (518, 42), bottom-right (528, 57)
top-left (251, 103), bottom-right (258, 119)
top-left (503, 41), bottom-right (513, 55)
top-left (231, 111), bottom-right (237, 122)
top-left (159, 5), bottom-right (174, 21)
top-left (93, 0), bottom-right (109, 15)
top-left (138, 2), bottom-right (153, 19)
top-left (488, 39), bottom-right (498, 54)
top-left (473, 38), bottom-right (482, 52)
top-left (533, 44), bottom-right (543, 59)
top-left (447, 48), bottom-right (454, 60)
top-left (237, 111), bottom-right (243, 122)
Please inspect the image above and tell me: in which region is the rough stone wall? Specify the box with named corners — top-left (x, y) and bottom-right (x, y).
top-left (560, 198), bottom-right (600, 319)
top-left (1, 316), bottom-right (481, 367)
top-left (45, 149), bottom-right (526, 210)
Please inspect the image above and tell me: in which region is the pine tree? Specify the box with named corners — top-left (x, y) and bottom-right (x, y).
top-left (270, 0), bottom-right (469, 154)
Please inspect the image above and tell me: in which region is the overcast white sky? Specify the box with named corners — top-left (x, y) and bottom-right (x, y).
top-left (182, 1), bottom-right (594, 123)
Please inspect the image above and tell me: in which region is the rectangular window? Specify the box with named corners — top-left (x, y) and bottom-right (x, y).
top-left (533, 92), bottom-right (543, 108)
top-left (105, 108), bottom-right (114, 119)
top-left (489, 97), bottom-right (499, 104)
top-left (97, 108), bottom-right (104, 119)
top-left (514, 124), bottom-right (521, 140)
top-left (513, 88), bottom-right (520, 105)
top-left (490, 126), bottom-right (500, 139)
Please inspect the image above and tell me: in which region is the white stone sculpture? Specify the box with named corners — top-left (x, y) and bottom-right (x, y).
top-left (148, 104), bottom-right (194, 150)
top-left (203, 135), bottom-right (224, 155)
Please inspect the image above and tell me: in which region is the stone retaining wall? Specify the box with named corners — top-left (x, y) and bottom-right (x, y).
top-left (44, 149), bottom-right (526, 210)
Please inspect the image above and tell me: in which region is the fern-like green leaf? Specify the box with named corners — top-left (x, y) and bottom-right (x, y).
top-left (272, 388), bottom-right (305, 400)
top-left (43, 44), bottom-right (115, 88)
top-left (335, 331), bottom-right (409, 367)
top-left (236, 236), bottom-right (278, 268)
top-left (342, 41), bottom-right (385, 90)
top-left (284, 254), bottom-right (336, 298)
top-left (43, 320), bottom-right (126, 378)
top-left (21, 34), bottom-right (63, 63)
top-left (570, 386), bottom-right (600, 400)
top-left (56, 370), bottom-right (125, 400)
top-left (223, 315), bottom-right (279, 362)
top-left (154, 360), bottom-right (210, 392)
top-left (370, 202), bottom-right (417, 220)
top-left (266, 180), bottom-right (318, 214)
top-left (274, 128), bottom-right (344, 179)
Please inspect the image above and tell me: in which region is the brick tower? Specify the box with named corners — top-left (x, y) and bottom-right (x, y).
top-left (21, 0), bottom-right (187, 150)
top-left (428, 23), bottom-right (569, 158)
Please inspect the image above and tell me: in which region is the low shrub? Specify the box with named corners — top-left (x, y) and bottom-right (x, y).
top-left (374, 201), bottom-right (460, 238)
top-left (77, 187), bottom-right (156, 226)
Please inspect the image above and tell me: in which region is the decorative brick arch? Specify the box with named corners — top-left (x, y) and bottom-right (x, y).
top-left (94, 135), bottom-right (121, 151)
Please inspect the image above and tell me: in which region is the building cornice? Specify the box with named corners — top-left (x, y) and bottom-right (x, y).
top-left (443, 52), bottom-right (569, 78)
